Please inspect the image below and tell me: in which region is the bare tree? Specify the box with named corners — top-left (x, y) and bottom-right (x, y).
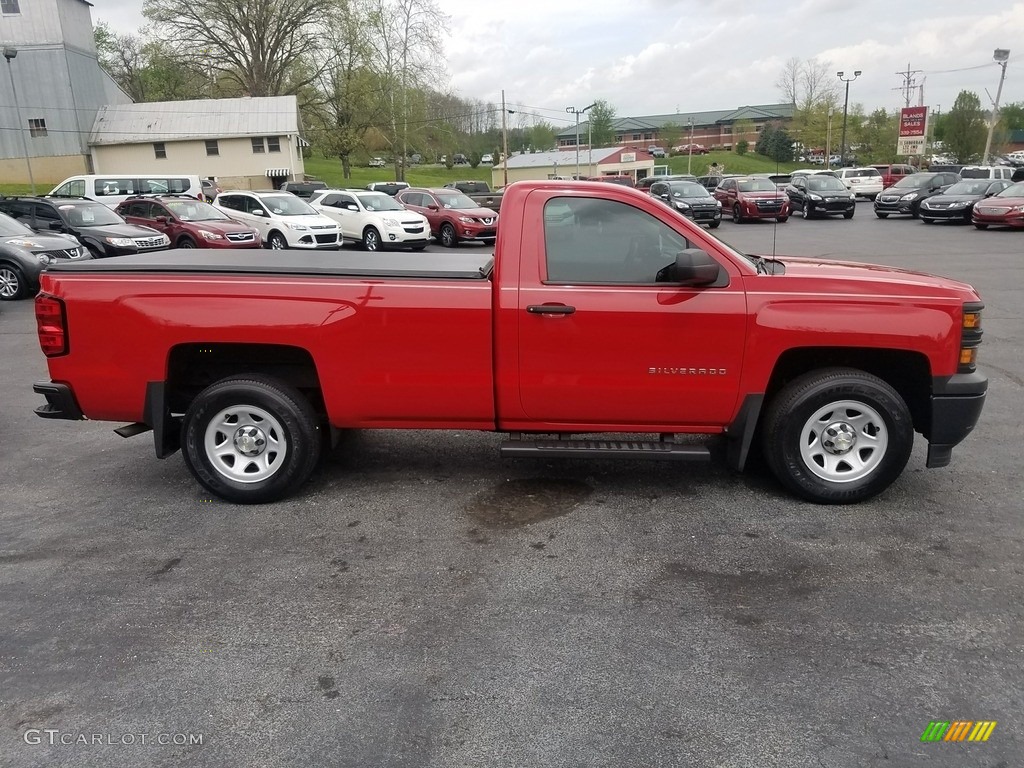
top-left (142, 0), bottom-right (325, 96)
top-left (776, 57), bottom-right (801, 105)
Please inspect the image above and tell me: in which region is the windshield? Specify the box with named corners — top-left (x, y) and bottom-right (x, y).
top-left (259, 195), bottom-right (317, 216)
top-left (0, 212), bottom-right (36, 236)
top-left (435, 193), bottom-right (477, 209)
top-left (892, 175), bottom-right (931, 189)
top-left (669, 182), bottom-right (711, 197)
top-left (356, 193), bottom-right (406, 212)
top-left (996, 182), bottom-right (1024, 197)
top-left (945, 181), bottom-right (995, 196)
top-left (737, 179), bottom-right (779, 193)
top-left (60, 203), bottom-right (126, 227)
top-left (165, 200), bottom-right (230, 222)
top-left (807, 177), bottom-right (848, 192)
top-left (959, 168), bottom-right (993, 179)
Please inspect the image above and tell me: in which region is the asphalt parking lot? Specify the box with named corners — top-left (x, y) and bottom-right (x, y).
top-left (2, 206), bottom-right (1022, 767)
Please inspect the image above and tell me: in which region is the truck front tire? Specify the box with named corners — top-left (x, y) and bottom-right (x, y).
top-left (761, 368), bottom-right (913, 504)
top-left (181, 375), bottom-right (321, 504)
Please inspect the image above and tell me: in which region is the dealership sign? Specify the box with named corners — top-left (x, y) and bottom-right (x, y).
top-left (897, 106), bottom-right (929, 155)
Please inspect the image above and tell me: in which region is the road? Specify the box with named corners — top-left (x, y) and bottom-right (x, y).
top-left (2, 207), bottom-right (1022, 767)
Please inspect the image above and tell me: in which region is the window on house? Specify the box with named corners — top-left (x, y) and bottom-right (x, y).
top-left (632, 133), bottom-right (640, 141)
top-left (267, 136), bottom-right (281, 153)
top-left (205, 140), bottom-right (219, 156)
top-left (28, 118), bottom-right (47, 137)
top-left (722, 126), bottom-right (732, 134)
top-left (154, 142), bottom-right (166, 159)
top-left (1, 0), bottom-right (21, 14)
top-left (643, 133), bottom-right (653, 140)
top-left (251, 137), bottom-right (265, 154)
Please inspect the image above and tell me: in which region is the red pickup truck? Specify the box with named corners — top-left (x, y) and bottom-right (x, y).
top-left (32, 181), bottom-right (987, 505)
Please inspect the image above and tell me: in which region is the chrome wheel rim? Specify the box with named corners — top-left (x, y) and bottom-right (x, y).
top-left (270, 236), bottom-right (286, 250)
top-left (441, 226), bottom-right (454, 246)
top-left (365, 230), bottom-right (379, 250)
top-left (204, 404), bottom-right (287, 483)
top-left (0, 267), bottom-right (19, 298)
top-left (799, 399), bottom-right (888, 483)
top-left (179, 240), bottom-right (195, 248)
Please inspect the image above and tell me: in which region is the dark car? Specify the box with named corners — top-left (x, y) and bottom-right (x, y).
top-left (786, 174), bottom-right (856, 219)
top-left (972, 181), bottom-right (1024, 229)
top-left (365, 181), bottom-right (411, 197)
top-left (637, 174), bottom-right (697, 190)
top-left (0, 210), bottom-right (91, 300)
top-left (279, 180), bottom-right (329, 198)
top-left (696, 173), bottom-right (743, 192)
top-left (873, 172), bottom-right (961, 218)
top-left (919, 180), bottom-right (1011, 224)
top-left (713, 177), bottom-right (790, 223)
top-left (395, 187), bottom-right (497, 247)
top-left (0, 197), bottom-right (170, 258)
top-left (649, 179), bottom-right (722, 228)
top-left (116, 195), bottom-right (262, 248)
top-left (586, 175), bottom-right (635, 187)
top-left (200, 179), bottom-right (221, 202)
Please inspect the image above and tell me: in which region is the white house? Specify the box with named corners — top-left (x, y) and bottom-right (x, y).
top-left (492, 147), bottom-right (656, 186)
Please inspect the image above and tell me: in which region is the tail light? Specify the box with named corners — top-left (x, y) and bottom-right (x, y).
top-left (36, 295), bottom-right (68, 357)
top-left (958, 302), bottom-right (983, 373)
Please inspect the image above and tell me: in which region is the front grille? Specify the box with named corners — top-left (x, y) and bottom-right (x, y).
top-left (314, 233), bottom-right (338, 244)
top-left (226, 232), bottom-right (256, 242)
top-left (403, 226), bottom-right (424, 234)
top-left (133, 237), bottom-right (165, 249)
top-left (309, 224), bottom-right (336, 231)
top-left (879, 195), bottom-right (899, 203)
top-left (978, 207), bottom-right (1009, 215)
top-left (40, 248), bottom-right (84, 260)
top-left (754, 201), bottom-right (783, 211)
top-left (479, 217), bottom-right (496, 225)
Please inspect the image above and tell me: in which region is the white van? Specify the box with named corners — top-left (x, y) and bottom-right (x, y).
top-left (959, 166), bottom-right (1015, 181)
top-left (48, 174), bottom-right (205, 208)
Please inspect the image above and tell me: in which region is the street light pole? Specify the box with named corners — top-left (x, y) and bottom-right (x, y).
top-left (566, 103), bottom-right (596, 179)
top-left (982, 49), bottom-right (1011, 165)
top-left (4, 47), bottom-right (36, 194)
top-left (825, 108), bottom-right (833, 169)
top-left (836, 70), bottom-right (861, 168)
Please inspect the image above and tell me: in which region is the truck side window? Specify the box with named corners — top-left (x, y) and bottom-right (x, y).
top-left (543, 197), bottom-right (690, 285)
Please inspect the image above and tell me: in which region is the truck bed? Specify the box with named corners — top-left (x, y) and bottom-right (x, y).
top-left (46, 250), bottom-right (495, 280)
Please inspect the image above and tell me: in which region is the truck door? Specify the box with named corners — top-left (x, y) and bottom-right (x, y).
top-left (516, 192), bottom-right (747, 428)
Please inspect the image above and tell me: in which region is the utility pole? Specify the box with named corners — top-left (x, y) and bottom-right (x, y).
top-left (982, 49), bottom-right (1011, 165)
top-left (837, 70), bottom-right (861, 167)
top-left (893, 63), bottom-right (922, 108)
top-left (3, 47), bottom-right (36, 194)
top-left (687, 118), bottom-right (694, 174)
top-left (501, 90), bottom-right (509, 187)
top-left (565, 103), bottom-right (596, 179)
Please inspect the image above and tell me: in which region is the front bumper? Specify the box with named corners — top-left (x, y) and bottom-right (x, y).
top-left (742, 203), bottom-right (789, 219)
top-left (924, 372), bottom-right (988, 468)
top-left (920, 205), bottom-right (971, 220)
top-left (972, 211), bottom-right (1024, 227)
top-left (807, 201), bottom-right (855, 216)
top-left (874, 197), bottom-right (917, 215)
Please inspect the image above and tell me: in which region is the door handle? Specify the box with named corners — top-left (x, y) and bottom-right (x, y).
top-left (527, 304), bottom-right (576, 315)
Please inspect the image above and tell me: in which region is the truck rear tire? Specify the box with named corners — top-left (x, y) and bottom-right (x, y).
top-left (761, 368), bottom-right (913, 504)
top-left (181, 375), bottom-right (321, 504)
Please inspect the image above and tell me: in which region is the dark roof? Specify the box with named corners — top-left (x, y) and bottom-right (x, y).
top-left (559, 103), bottom-right (796, 138)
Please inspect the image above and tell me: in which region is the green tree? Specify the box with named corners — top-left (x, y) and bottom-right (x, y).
top-left (857, 108), bottom-right (898, 163)
top-left (945, 90), bottom-right (986, 163)
top-left (587, 100), bottom-right (616, 147)
top-left (755, 123), bottom-right (794, 163)
top-left (528, 120), bottom-right (557, 151)
top-left (659, 121), bottom-right (682, 150)
top-left (998, 101), bottom-right (1024, 130)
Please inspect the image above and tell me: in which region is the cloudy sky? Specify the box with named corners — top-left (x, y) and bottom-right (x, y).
top-left (97, 0), bottom-right (1022, 129)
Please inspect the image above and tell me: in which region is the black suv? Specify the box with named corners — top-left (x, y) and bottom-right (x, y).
top-left (873, 172), bottom-right (961, 218)
top-left (0, 197), bottom-right (170, 258)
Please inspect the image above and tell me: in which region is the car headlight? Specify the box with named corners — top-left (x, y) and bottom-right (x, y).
top-left (1011, 204), bottom-right (1024, 213)
top-left (674, 201), bottom-right (690, 210)
top-left (381, 217), bottom-right (400, 227)
top-left (949, 201), bottom-right (967, 208)
top-left (285, 223), bottom-right (308, 231)
top-left (106, 237), bottom-right (134, 247)
top-left (198, 229), bottom-right (223, 241)
top-left (808, 194), bottom-right (823, 201)
top-left (849, 193), bottom-right (856, 201)
top-left (37, 253), bottom-right (53, 265)
top-left (715, 200), bottom-right (722, 208)
top-left (458, 216), bottom-right (474, 223)
top-left (901, 192), bottom-right (919, 201)
top-left (7, 238), bottom-right (42, 248)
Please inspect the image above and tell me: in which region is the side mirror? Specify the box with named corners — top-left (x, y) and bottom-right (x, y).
top-left (428, 204), bottom-right (439, 211)
top-left (345, 203), bottom-right (359, 211)
top-left (251, 209), bottom-right (266, 216)
top-left (658, 193), bottom-right (669, 201)
top-left (155, 216), bottom-right (168, 224)
top-left (48, 221), bottom-right (65, 231)
top-left (664, 249), bottom-right (721, 286)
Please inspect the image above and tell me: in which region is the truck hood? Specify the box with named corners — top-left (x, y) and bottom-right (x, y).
top-left (763, 254), bottom-right (977, 293)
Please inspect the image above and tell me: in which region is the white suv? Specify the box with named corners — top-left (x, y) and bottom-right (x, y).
top-left (213, 190), bottom-right (340, 249)
top-left (835, 167), bottom-right (884, 200)
top-left (308, 189), bottom-right (430, 251)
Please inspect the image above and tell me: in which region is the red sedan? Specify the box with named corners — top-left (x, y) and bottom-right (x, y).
top-left (972, 182), bottom-right (1024, 229)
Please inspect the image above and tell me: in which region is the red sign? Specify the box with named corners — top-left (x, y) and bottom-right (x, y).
top-left (899, 107), bottom-right (928, 138)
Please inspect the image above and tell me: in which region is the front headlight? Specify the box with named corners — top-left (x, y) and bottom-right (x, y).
top-left (458, 216), bottom-right (474, 223)
top-left (715, 200), bottom-right (722, 208)
top-left (808, 194), bottom-right (823, 201)
top-left (285, 223), bottom-right (308, 231)
top-left (160, 234), bottom-right (170, 245)
top-left (674, 201), bottom-right (690, 210)
top-left (7, 238), bottom-right (42, 248)
top-left (849, 193), bottom-right (856, 201)
top-left (948, 201), bottom-right (967, 209)
top-left (901, 192), bottom-right (919, 201)
top-left (37, 253), bottom-right (53, 265)
top-left (198, 230), bottom-right (223, 241)
top-left (106, 237), bottom-right (134, 247)
top-left (381, 217), bottom-right (400, 227)
top-left (1011, 205), bottom-right (1024, 213)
